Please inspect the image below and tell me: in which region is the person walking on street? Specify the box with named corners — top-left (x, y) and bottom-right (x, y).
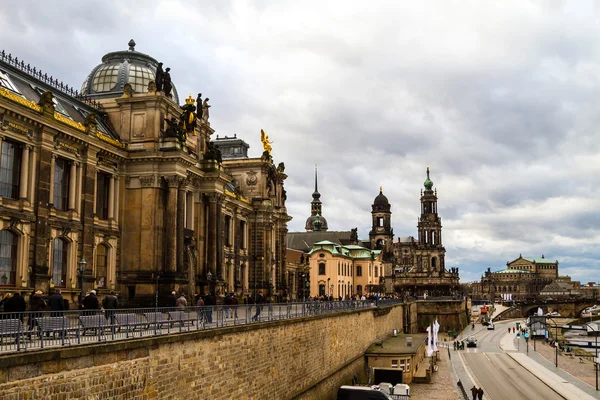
top-left (166, 291), bottom-right (177, 308)
top-left (48, 289), bottom-right (64, 316)
top-left (470, 386), bottom-right (478, 400)
top-left (252, 291), bottom-right (264, 321)
top-left (230, 294), bottom-right (239, 318)
top-left (196, 295), bottom-right (205, 323)
top-left (224, 293), bottom-right (231, 318)
top-left (176, 294), bottom-right (187, 309)
top-left (3, 292), bottom-right (26, 321)
top-left (477, 387), bottom-right (484, 400)
top-left (102, 290), bottom-right (119, 332)
top-left (29, 290), bottom-right (46, 332)
top-left (82, 290), bottom-right (100, 315)
top-left (204, 292), bottom-right (216, 323)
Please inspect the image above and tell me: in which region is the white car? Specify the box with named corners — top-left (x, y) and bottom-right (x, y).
top-left (487, 323), bottom-right (495, 330)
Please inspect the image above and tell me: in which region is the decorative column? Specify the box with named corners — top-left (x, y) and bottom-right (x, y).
top-left (114, 175), bottom-right (119, 223)
top-left (49, 155), bottom-right (56, 205)
top-left (205, 193), bottom-right (222, 277)
top-left (76, 162), bottom-right (83, 215)
top-left (177, 182), bottom-right (186, 271)
top-left (28, 148), bottom-right (37, 204)
top-left (68, 161), bottom-right (77, 210)
top-left (165, 175), bottom-right (182, 273)
top-left (107, 174), bottom-right (115, 219)
top-left (19, 145), bottom-right (30, 200)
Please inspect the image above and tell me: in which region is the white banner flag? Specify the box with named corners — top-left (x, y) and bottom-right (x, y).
top-left (433, 319), bottom-right (439, 352)
top-left (426, 325), bottom-right (433, 357)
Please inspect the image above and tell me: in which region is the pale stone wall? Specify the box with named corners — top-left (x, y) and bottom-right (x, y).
top-left (0, 305), bottom-right (405, 400)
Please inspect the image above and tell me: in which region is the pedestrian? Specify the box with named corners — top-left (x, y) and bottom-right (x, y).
top-left (224, 293), bottom-right (231, 318)
top-left (0, 293), bottom-right (12, 313)
top-left (102, 290), bottom-right (119, 331)
top-left (252, 291), bottom-right (264, 321)
top-left (166, 291), bottom-right (177, 308)
top-left (204, 292), bottom-right (216, 323)
top-left (453, 341), bottom-right (457, 351)
top-left (3, 291), bottom-right (26, 321)
top-left (48, 289), bottom-right (64, 316)
top-left (29, 290), bottom-right (47, 332)
top-left (176, 294), bottom-right (187, 309)
top-left (470, 385), bottom-right (478, 400)
top-left (82, 290), bottom-right (99, 315)
top-left (477, 387), bottom-right (484, 400)
top-left (230, 293), bottom-right (239, 318)
top-left (196, 295), bottom-right (205, 323)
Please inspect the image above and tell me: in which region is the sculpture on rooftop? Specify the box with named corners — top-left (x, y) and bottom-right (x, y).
top-left (181, 95), bottom-right (197, 135)
top-left (196, 93), bottom-right (203, 120)
top-left (260, 129), bottom-right (272, 154)
top-left (163, 67), bottom-right (173, 97)
top-left (204, 141), bottom-right (222, 163)
top-left (201, 97), bottom-right (210, 123)
top-left (155, 62), bottom-right (164, 92)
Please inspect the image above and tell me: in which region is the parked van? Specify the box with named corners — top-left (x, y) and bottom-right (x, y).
top-left (337, 385), bottom-right (393, 400)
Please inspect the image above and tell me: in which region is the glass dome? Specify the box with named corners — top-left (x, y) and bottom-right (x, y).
top-left (80, 39), bottom-right (179, 103)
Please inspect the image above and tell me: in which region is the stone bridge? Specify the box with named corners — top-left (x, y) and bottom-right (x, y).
top-left (494, 298), bottom-right (598, 320)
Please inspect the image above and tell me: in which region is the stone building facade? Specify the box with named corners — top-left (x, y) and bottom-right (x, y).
top-left (0, 40), bottom-right (289, 306)
top-left (478, 255), bottom-right (559, 301)
top-left (287, 167), bottom-right (460, 297)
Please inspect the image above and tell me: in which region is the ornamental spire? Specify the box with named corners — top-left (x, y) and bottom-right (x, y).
top-left (424, 166), bottom-right (433, 190)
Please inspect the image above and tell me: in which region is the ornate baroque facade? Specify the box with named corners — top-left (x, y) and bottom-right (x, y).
top-left (0, 41), bottom-right (290, 306)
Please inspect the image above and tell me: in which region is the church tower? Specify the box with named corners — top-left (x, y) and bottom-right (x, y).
top-left (305, 165), bottom-right (328, 231)
top-left (369, 187), bottom-right (393, 252)
top-left (417, 167), bottom-right (445, 272)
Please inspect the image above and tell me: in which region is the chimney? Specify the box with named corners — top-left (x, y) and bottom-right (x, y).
top-left (406, 337), bottom-right (413, 347)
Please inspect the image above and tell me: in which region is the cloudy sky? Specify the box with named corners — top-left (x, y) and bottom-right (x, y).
top-left (1, 0), bottom-right (598, 283)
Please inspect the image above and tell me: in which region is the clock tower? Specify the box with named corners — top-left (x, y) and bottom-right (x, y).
top-left (369, 187), bottom-right (393, 253)
top-left (417, 167), bottom-right (445, 272)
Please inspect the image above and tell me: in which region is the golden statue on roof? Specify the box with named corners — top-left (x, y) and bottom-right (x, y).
top-left (260, 129), bottom-right (273, 154)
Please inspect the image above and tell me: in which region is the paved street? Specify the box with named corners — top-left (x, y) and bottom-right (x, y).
top-left (449, 318), bottom-right (599, 400)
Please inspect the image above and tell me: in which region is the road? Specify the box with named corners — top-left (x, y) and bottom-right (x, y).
top-left (452, 320), bottom-right (563, 400)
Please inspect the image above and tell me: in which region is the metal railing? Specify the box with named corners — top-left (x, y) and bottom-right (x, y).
top-left (0, 50), bottom-right (103, 110)
top-left (0, 300), bottom-right (381, 354)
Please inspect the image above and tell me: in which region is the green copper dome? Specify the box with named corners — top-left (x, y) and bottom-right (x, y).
top-left (424, 167), bottom-right (433, 190)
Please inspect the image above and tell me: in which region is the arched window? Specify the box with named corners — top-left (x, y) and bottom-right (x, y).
top-left (319, 284), bottom-right (326, 296)
top-left (52, 238), bottom-right (68, 287)
top-left (96, 244), bottom-right (108, 288)
top-left (318, 263), bottom-right (326, 275)
top-left (0, 230), bottom-right (18, 285)
top-left (431, 257), bottom-right (437, 269)
top-left (357, 285), bottom-right (363, 294)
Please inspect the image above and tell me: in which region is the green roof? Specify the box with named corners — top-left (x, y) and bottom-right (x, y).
top-left (308, 243), bottom-right (381, 260)
top-left (524, 257), bottom-right (556, 264)
top-left (313, 240), bottom-right (339, 246)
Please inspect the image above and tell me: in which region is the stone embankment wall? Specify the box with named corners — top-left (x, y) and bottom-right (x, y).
top-left (416, 299), bottom-right (468, 332)
top-left (0, 305), bottom-right (405, 400)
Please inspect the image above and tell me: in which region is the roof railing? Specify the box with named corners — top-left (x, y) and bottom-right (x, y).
top-left (0, 50), bottom-right (103, 111)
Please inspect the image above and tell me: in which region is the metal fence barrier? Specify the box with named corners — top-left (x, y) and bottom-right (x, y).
top-left (0, 300), bottom-right (404, 354)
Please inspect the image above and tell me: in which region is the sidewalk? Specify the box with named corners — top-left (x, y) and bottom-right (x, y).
top-left (506, 352), bottom-right (597, 400)
top-left (508, 324), bottom-right (599, 399)
top-left (410, 346), bottom-right (461, 400)
top-left (532, 339), bottom-right (598, 389)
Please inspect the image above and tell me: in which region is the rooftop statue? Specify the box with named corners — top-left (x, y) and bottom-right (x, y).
top-left (201, 97), bottom-right (210, 123)
top-left (163, 67), bottom-right (172, 97)
top-left (196, 93), bottom-right (203, 120)
top-left (260, 129), bottom-right (272, 154)
top-left (155, 62), bottom-right (164, 92)
top-left (181, 95), bottom-right (197, 135)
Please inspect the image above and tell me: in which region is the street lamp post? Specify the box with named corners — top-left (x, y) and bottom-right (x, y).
top-left (78, 257), bottom-right (87, 307)
top-left (207, 271), bottom-right (212, 296)
top-left (545, 316), bottom-right (559, 368)
top-left (584, 322), bottom-right (598, 391)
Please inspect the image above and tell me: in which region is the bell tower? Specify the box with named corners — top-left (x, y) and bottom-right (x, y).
top-left (417, 167), bottom-right (445, 271)
top-left (369, 187), bottom-right (393, 252)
